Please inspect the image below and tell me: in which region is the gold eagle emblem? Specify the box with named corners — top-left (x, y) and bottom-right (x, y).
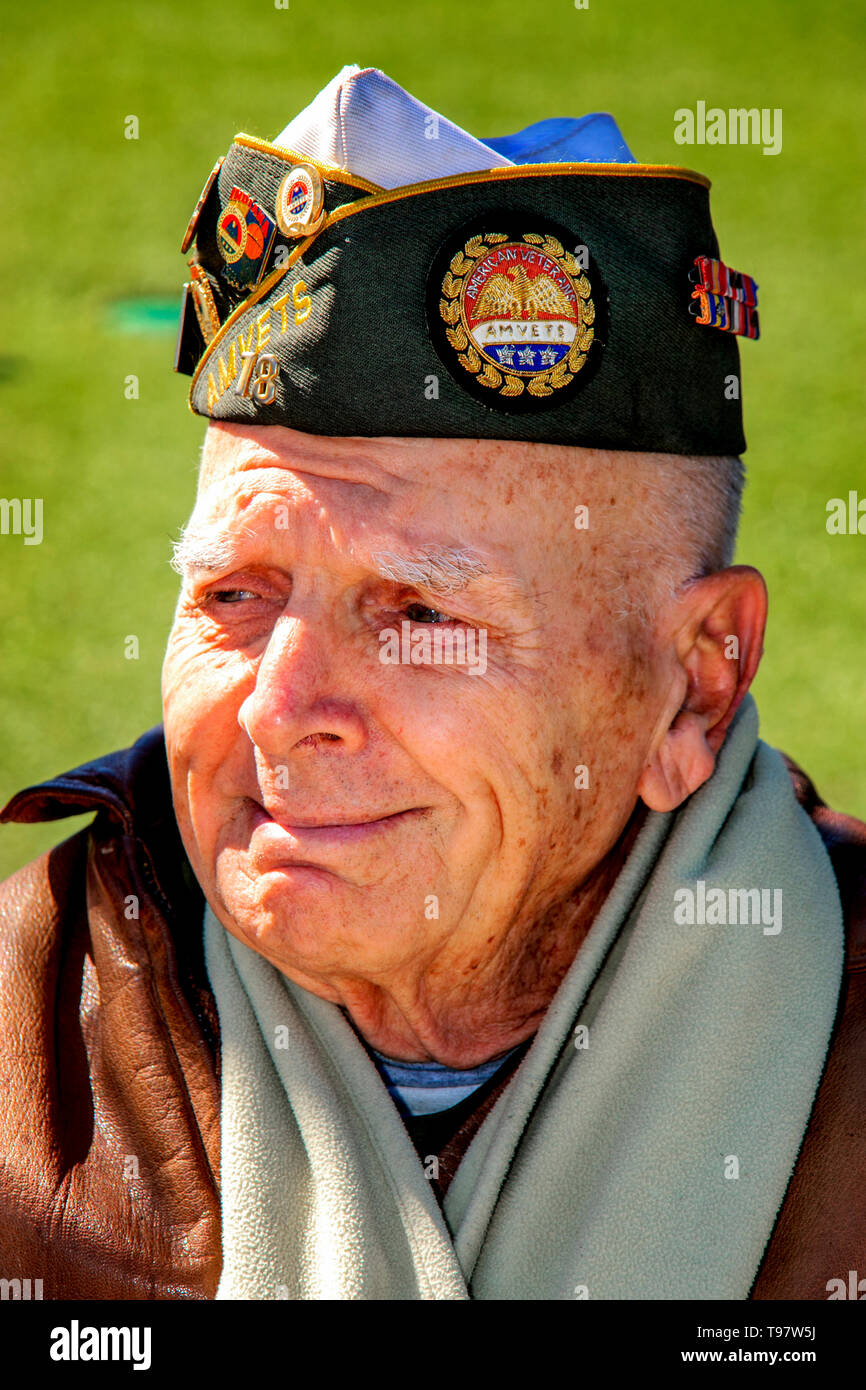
top-left (474, 263), bottom-right (577, 322)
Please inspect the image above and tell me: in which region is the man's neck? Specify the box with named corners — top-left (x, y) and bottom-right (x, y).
top-left (330, 803), bottom-right (648, 1068)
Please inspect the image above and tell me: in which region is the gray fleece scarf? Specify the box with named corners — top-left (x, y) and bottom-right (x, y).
top-left (204, 696), bottom-right (843, 1299)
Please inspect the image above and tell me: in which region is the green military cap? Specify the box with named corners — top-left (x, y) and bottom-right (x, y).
top-left (175, 65), bottom-right (758, 455)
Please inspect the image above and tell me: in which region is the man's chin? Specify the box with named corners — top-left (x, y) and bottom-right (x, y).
top-left (209, 860), bottom-right (430, 981)
top-left (213, 852), bottom-right (355, 930)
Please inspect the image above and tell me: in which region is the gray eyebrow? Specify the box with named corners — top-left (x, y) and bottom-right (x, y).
top-left (370, 548), bottom-right (491, 594)
top-left (171, 524), bottom-right (493, 596)
top-left (170, 522), bottom-right (255, 577)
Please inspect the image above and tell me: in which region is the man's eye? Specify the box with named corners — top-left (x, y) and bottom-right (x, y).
top-left (210, 589), bottom-right (260, 604)
top-left (405, 602), bottom-right (452, 624)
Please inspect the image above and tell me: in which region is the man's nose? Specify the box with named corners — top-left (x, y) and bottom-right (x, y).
top-left (237, 615), bottom-right (368, 757)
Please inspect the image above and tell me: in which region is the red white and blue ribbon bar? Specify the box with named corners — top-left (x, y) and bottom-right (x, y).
top-left (689, 256), bottom-right (760, 339)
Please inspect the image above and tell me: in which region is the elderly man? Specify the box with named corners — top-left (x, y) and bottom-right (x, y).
top-left (1, 67), bottom-right (864, 1302)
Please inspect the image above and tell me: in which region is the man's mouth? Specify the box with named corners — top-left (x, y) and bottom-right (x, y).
top-left (260, 806), bottom-right (420, 830)
top-left (245, 800), bottom-right (426, 863)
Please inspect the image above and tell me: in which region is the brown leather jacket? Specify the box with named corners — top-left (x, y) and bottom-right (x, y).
top-left (1, 729), bottom-right (864, 1300)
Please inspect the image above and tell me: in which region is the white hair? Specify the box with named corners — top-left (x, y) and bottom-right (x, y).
top-left (603, 454), bottom-right (746, 622)
top-left (649, 454), bottom-right (744, 574)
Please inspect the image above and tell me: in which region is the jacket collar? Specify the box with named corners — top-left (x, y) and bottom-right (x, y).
top-left (0, 727), bottom-right (203, 930)
top-left (1, 726), bottom-right (171, 835)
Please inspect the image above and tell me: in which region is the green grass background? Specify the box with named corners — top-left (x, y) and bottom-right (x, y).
top-left (1, 0), bottom-right (863, 879)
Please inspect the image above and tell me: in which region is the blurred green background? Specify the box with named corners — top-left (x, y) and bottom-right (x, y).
top-left (1, 0), bottom-right (864, 879)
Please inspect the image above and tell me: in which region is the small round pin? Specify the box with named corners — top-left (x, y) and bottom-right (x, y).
top-left (275, 163), bottom-right (326, 238)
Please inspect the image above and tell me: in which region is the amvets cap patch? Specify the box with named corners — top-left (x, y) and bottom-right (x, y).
top-left (427, 217), bottom-right (607, 412)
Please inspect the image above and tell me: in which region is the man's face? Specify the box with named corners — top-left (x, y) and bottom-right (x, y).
top-left (162, 423), bottom-right (671, 1012)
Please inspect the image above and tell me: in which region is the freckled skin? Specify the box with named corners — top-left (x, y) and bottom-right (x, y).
top-left (162, 423), bottom-right (766, 1066)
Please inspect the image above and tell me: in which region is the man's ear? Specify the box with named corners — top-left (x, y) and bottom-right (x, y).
top-left (637, 566), bottom-right (767, 813)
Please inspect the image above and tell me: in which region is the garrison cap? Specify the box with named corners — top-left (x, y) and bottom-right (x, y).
top-left (175, 66), bottom-right (758, 455)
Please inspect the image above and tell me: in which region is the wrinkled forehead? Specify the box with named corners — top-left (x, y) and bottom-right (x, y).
top-left (197, 423), bottom-right (520, 549)
top-left (190, 424), bottom-right (665, 589)
top-left (197, 422), bottom-right (419, 496)
top-left (199, 420), bottom-right (581, 498)
top-left (197, 421), bottom-right (652, 508)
